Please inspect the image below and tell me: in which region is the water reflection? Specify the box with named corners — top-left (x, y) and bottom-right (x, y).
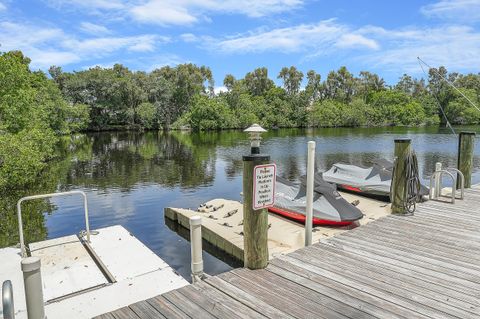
top-left (2, 126), bottom-right (480, 280)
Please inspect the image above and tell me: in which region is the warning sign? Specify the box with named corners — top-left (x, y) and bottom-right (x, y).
top-left (253, 164), bottom-right (276, 210)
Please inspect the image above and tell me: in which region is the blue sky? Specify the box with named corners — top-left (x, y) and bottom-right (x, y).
top-left (0, 0), bottom-right (479, 89)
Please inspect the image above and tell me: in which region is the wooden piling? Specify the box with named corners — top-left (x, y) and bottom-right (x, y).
top-left (457, 131), bottom-right (475, 189)
top-left (391, 138), bottom-right (411, 214)
top-left (242, 154), bottom-right (270, 269)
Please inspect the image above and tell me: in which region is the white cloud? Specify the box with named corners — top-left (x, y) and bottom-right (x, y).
top-left (0, 21), bottom-right (168, 68)
top-left (335, 34), bottom-right (379, 50)
top-left (358, 25), bottom-right (480, 73)
top-left (46, 0), bottom-right (125, 10)
top-left (62, 34), bottom-right (161, 55)
top-left (0, 22), bottom-right (65, 46)
top-left (214, 86), bottom-right (227, 94)
top-left (0, 22), bottom-right (79, 67)
top-left (148, 54), bottom-right (187, 70)
top-left (128, 35), bottom-right (169, 52)
top-left (180, 33), bottom-right (199, 42)
top-left (31, 50), bottom-right (81, 68)
top-left (211, 20), bottom-right (377, 54)
top-left (421, 0), bottom-right (480, 22)
top-left (45, 0), bottom-right (304, 26)
top-left (82, 62), bottom-right (118, 69)
top-left (200, 17), bottom-right (480, 75)
top-left (131, 1), bottom-right (198, 25)
top-left (0, 2), bottom-right (6, 11)
top-left (130, 0), bottom-right (304, 26)
top-left (79, 22), bottom-right (110, 35)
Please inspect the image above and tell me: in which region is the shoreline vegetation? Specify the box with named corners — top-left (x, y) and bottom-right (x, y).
top-left (1, 50), bottom-right (480, 192)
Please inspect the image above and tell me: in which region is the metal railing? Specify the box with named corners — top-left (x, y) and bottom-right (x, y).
top-left (429, 169), bottom-right (465, 204)
top-left (446, 168), bottom-right (465, 200)
top-left (17, 191), bottom-right (90, 257)
top-left (2, 280), bottom-right (14, 319)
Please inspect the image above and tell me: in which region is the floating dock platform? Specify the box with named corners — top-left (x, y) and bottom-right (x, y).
top-left (100, 184), bottom-right (480, 319)
top-left (0, 225), bottom-right (188, 319)
top-left (165, 191), bottom-right (390, 261)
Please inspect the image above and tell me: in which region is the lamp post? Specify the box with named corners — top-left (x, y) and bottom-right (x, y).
top-left (244, 124), bottom-right (266, 154)
top-left (243, 124), bottom-right (270, 269)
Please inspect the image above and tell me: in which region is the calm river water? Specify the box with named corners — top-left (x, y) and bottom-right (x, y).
top-left (4, 126), bottom-right (480, 280)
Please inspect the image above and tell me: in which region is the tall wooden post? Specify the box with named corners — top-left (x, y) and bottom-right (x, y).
top-left (243, 153), bottom-right (270, 269)
top-left (457, 131), bottom-right (476, 189)
top-left (391, 138), bottom-right (411, 214)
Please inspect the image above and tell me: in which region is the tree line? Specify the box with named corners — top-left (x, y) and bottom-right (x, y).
top-left (1, 50), bottom-right (480, 191)
top-left (48, 60), bottom-right (480, 131)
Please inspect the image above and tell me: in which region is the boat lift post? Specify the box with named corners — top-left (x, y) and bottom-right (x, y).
top-left (21, 257), bottom-right (45, 319)
top-left (189, 216), bottom-right (204, 283)
top-left (391, 138), bottom-right (411, 214)
top-left (305, 141), bottom-right (316, 246)
top-left (457, 131), bottom-right (475, 188)
top-left (434, 162), bottom-right (442, 198)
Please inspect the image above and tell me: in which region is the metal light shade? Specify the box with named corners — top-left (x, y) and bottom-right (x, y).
top-left (244, 124), bottom-right (267, 149)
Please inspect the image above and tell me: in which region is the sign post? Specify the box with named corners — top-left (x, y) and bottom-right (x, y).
top-left (243, 124), bottom-right (271, 269)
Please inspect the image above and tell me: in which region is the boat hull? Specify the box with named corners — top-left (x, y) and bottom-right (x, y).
top-left (268, 206), bottom-right (354, 226)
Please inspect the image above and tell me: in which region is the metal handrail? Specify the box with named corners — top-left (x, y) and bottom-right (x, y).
top-left (2, 280), bottom-right (14, 319)
top-left (445, 168), bottom-right (465, 200)
top-left (429, 170), bottom-right (456, 204)
top-left (17, 191), bottom-right (90, 257)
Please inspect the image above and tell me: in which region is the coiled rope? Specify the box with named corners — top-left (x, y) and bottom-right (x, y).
top-left (390, 150), bottom-right (422, 214)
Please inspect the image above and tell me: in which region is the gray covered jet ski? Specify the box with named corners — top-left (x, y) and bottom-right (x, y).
top-left (322, 159), bottom-right (429, 200)
top-left (269, 176), bottom-right (363, 226)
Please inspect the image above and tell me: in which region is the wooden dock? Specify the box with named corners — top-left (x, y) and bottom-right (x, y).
top-left (97, 186), bottom-right (480, 319)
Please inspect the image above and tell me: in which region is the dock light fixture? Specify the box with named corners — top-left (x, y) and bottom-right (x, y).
top-left (244, 124), bottom-right (267, 155)
top-left (242, 123), bottom-right (270, 269)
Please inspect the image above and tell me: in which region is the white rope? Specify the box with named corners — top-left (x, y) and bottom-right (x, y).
top-left (417, 57), bottom-right (480, 113)
top-left (417, 57), bottom-right (456, 135)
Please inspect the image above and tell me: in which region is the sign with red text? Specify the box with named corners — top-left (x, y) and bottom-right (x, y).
top-left (253, 164), bottom-right (276, 210)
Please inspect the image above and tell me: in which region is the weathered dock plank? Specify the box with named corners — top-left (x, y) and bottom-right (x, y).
top-left (129, 301), bottom-right (167, 319)
top-left (110, 307), bottom-right (141, 319)
top-left (285, 243), bottom-right (480, 314)
top-left (100, 186), bottom-right (480, 319)
top-left (190, 282), bottom-right (267, 319)
top-left (204, 276), bottom-right (292, 319)
top-left (161, 290), bottom-right (215, 319)
top-left (146, 296), bottom-right (189, 319)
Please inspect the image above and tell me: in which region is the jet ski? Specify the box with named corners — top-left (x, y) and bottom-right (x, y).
top-left (322, 159), bottom-right (429, 200)
top-left (268, 175), bottom-right (363, 226)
